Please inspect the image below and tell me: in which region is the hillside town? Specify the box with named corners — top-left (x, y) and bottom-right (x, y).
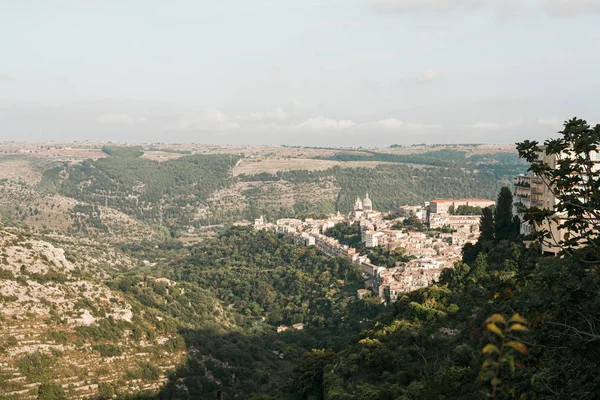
top-left (254, 194), bottom-right (495, 303)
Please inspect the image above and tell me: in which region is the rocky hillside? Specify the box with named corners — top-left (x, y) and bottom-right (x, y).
top-left (0, 227), bottom-right (185, 399)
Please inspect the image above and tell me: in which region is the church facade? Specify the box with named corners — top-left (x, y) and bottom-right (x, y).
top-left (351, 193), bottom-right (378, 219)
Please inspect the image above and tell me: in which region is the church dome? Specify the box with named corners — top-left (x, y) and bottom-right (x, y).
top-left (363, 193), bottom-right (372, 210)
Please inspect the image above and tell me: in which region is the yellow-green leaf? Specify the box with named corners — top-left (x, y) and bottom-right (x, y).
top-left (486, 323), bottom-right (504, 338)
top-left (505, 341), bottom-right (528, 355)
top-left (509, 314), bottom-right (528, 324)
top-left (504, 355), bottom-right (516, 373)
top-left (482, 358), bottom-right (498, 369)
top-left (486, 314), bottom-right (507, 325)
top-left (509, 323), bottom-right (529, 332)
top-left (481, 344), bottom-right (500, 355)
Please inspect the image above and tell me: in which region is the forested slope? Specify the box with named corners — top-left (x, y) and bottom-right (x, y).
top-left (37, 146), bottom-right (526, 230)
top-left (39, 146), bottom-right (240, 232)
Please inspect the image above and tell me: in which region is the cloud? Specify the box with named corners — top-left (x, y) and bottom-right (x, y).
top-left (371, 0), bottom-right (484, 13)
top-left (376, 118), bottom-right (442, 129)
top-left (97, 113), bottom-right (147, 124)
top-left (537, 117), bottom-right (565, 127)
top-left (543, 0), bottom-right (600, 15)
top-left (399, 68), bottom-right (438, 84)
top-left (294, 117), bottom-right (356, 130)
top-left (371, 0), bottom-right (600, 15)
top-left (268, 106), bottom-right (287, 121)
top-left (236, 106), bottom-right (287, 122)
top-left (0, 74), bottom-right (14, 82)
top-left (178, 108), bottom-right (240, 131)
top-left (464, 119), bottom-right (523, 129)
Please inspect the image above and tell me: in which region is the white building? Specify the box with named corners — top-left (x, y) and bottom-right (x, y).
top-left (365, 231), bottom-right (385, 247)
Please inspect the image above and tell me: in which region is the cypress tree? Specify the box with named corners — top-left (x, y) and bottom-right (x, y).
top-left (480, 206), bottom-right (495, 241)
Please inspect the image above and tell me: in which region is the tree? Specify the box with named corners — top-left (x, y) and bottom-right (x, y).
top-left (517, 118), bottom-right (600, 259)
top-left (495, 187), bottom-right (516, 241)
top-left (98, 382), bottom-right (115, 399)
top-left (462, 243), bottom-right (478, 265)
top-left (480, 206), bottom-right (495, 242)
top-left (289, 349), bottom-right (336, 399)
top-left (37, 382), bottom-right (67, 400)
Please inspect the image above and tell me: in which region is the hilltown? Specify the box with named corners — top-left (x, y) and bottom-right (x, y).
top-left (254, 194), bottom-right (495, 303)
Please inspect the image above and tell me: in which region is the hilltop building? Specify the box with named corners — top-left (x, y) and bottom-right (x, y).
top-left (429, 199), bottom-right (495, 215)
top-left (426, 199), bottom-right (494, 232)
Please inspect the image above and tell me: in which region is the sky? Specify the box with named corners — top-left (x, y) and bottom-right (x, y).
top-left (0, 0), bottom-right (599, 147)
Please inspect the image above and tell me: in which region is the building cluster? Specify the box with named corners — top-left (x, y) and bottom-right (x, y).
top-left (254, 193), bottom-right (496, 303)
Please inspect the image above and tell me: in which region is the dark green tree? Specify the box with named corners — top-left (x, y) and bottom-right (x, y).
top-left (289, 349), bottom-right (336, 399)
top-left (461, 242), bottom-right (478, 264)
top-left (480, 206), bottom-right (495, 241)
top-left (495, 187), bottom-right (516, 240)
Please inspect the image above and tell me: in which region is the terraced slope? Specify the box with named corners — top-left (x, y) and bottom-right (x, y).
top-left (0, 228), bottom-right (185, 399)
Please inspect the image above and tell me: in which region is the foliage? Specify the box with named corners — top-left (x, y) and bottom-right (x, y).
top-left (315, 149), bottom-right (524, 171)
top-left (288, 349), bottom-right (337, 399)
top-left (172, 227), bottom-right (363, 328)
top-left (320, 174), bottom-right (600, 399)
top-left (366, 246), bottom-right (411, 268)
top-left (480, 314), bottom-right (529, 399)
top-left (517, 117), bottom-right (600, 258)
top-left (18, 352), bottom-right (54, 381)
top-left (98, 382), bottom-right (115, 399)
top-left (39, 148), bottom-right (240, 229)
top-left (92, 343), bottom-right (123, 357)
top-left (37, 381), bottom-right (68, 400)
top-left (480, 206), bottom-right (495, 242)
top-left (237, 161), bottom-right (520, 223)
top-left (453, 205), bottom-right (483, 215)
top-left (494, 187), bottom-right (519, 241)
top-left (325, 222), bottom-right (362, 248)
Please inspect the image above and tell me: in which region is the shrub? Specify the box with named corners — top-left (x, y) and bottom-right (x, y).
top-left (92, 344), bottom-right (123, 357)
top-left (97, 382), bottom-right (115, 399)
top-left (18, 352), bottom-right (52, 381)
top-left (138, 361), bottom-right (161, 381)
top-left (37, 381), bottom-right (67, 400)
top-left (0, 269), bottom-right (14, 279)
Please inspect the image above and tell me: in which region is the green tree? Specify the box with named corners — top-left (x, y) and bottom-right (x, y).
top-left (37, 382), bottom-right (67, 400)
top-left (480, 206), bottom-right (495, 242)
top-left (495, 187), bottom-right (516, 241)
top-left (98, 382), bottom-right (115, 399)
top-left (289, 349), bottom-right (336, 399)
top-left (517, 117), bottom-right (600, 259)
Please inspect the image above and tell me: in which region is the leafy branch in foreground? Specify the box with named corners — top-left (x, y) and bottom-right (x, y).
top-left (480, 313), bottom-right (529, 399)
top-left (516, 117), bottom-right (600, 260)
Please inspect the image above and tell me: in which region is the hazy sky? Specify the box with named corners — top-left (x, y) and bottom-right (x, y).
top-left (1, 0), bottom-right (599, 146)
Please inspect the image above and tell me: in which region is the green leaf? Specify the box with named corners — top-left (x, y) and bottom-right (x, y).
top-left (505, 341), bottom-right (528, 355)
top-left (482, 358), bottom-right (498, 369)
top-left (506, 355), bottom-right (516, 373)
top-left (481, 344), bottom-right (500, 355)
